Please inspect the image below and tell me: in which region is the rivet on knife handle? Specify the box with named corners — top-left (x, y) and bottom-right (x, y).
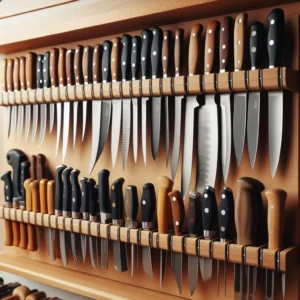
top-left (234, 13), bottom-right (248, 71)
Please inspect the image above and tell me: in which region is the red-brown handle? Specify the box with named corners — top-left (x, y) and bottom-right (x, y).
top-left (50, 48), bottom-right (59, 87)
top-left (234, 13), bottom-right (248, 71)
top-left (188, 24), bottom-right (203, 76)
top-left (168, 190), bottom-right (185, 236)
top-left (74, 45), bottom-right (84, 85)
top-left (111, 37), bottom-right (121, 82)
top-left (13, 57), bottom-right (20, 91)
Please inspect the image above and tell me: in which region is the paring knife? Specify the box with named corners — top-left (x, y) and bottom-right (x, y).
top-left (19, 56), bottom-right (26, 137)
top-left (233, 13), bottom-right (248, 167)
top-left (7, 59), bottom-right (17, 135)
top-left (265, 189), bottom-right (287, 300)
top-left (151, 26), bottom-right (163, 160)
top-left (157, 176), bottom-right (174, 287)
top-left (141, 183), bottom-right (156, 278)
top-left (2, 59), bottom-right (11, 138)
top-left (267, 8), bottom-right (285, 177)
top-left (181, 24), bottom-right (202, 198)
top-left (13, 57), bottom-right (22, 136)
top-left (80, 177), bottom-right (89, 262)
top-left (47, 180), bottom-right (56, 261)
top-left (121, 34), bottom-right (132, 170)
top-left (171, 28), bottom-right (184, 180)
top-left (111, 177), bottom-right (128, 272)
top-left (196, 20), bottom-right (220, 193)
top-left (168, 190), bottom-right (185, 294)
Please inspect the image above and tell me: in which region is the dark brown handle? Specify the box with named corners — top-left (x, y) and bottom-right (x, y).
top-left (83, 45), bottom-right (92, 84)
top-left (39, 179), bottom-right (48, 214)
top-left (13, 57), bottom-right (20, 91)
top-left (234, 13), bottom-right (248, 71)
top-left (74, 45), bottom-right (83, 85)
top-left (20, 56), bottom-right (26, 90)
top-left (111, 37), bottom-right (121, 82)
top-left (66, 49), bottom-right (75, 87)
top-left (168, 190), bottom-right (185, 236)
top-left (174, 28), bottom-right (184, 77)
top-left (2, 58), bottom-right (7, 92)
top-left (25, 52), bottom-right (36, 89)
top-left (36, 154), bottom-right (46, 181)
top-left (220, 16), bottom-right (233, 72)
top-left (162, 30), bottom-right (172, 78)
top-left (47, 180), bottom-right (55, 215)
top-left (58, 48), bottom-right (67, 87)
top-left (188, 24), bottom-right (203, 75)
top-left (30, 155), bottom-right (37, 180)
top-left (93, 44), bottom-right (102, 83)
top-left (50, 48), bottom-right (59, 87)
top-left (6, 58), bottom-right (14, 92)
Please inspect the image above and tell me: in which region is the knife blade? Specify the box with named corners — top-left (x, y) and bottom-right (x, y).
top-left (187, 190), bottom-right (202, 296)
top-left (157, 176), bottom-right (174, 287)
top-left (168, 190), bottom-right (185, 294)
top-left (121, 34), bottom-right (132, 170)
top-left (13, 57), bottom-right (23, 136)
top-left (267, 8), bottom-right (285, 177)
top-left (80, 177), bottom-right (89, 262)
top-left (151, 26), bottom-right (163, 160)
top-left (247, 21), bottom-right (264, 169)
top-left (233, 13), bottom-right (248, 167)
top-left (181, 24), bottom-right (202, 198)
top-left (47, 180), bottom-right (56, 261)
top-left (131, 36), bottom-right (141, 163)
top-left (111, 177), bottom-right (128, 272)
top-left (19, 56), bottom-right (26, 137)
top-left (196, 20), bottom-right (220, 193)
top-left (7, 59), bottom-right (17, 135)
top-left (171, 28), bottom-right (184, 180)
top-left (141, 183), bottom-right (156, 278)
top-left (141, 29), bottom-right (153, 164)
top-left (2, 59), bottom-right (11, 138)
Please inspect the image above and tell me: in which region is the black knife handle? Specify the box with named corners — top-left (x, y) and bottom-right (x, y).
top-left (102, 40), bottom-right (112, 83)
top-left (1, 171), bottom-right (13, 207)
top-left (187, 191), bottom-right (202, 236)
top-left (62, 167), bottom-right (73, 214)
top-left (219, 187), bottom-right (234, 241)
top-left (111, 178), bottom-right (125, 221)
top-left (250, 22), bottom-right (265, 70)
top-left (70, 169), bottom-right (81, 213)
top-left (98, 169), bottom-right (111, 214)
top-left (141, 183), bottom-right (156, 226)
top-left (124, 185), bottom-right (139, 225)
top-left (55, 164), bottom-right (67, 213)
top-left (87, 178), bottom-right (98, 218)
top-left (121, 34), bottom-right (132, 81)
top-left (151, 27), bottom-right (163, 79)
top-left (141, 29), bottom-right (153, 80)
top-left (267, 8), bottom-right (285, 68)
top-left (202, 186), bottom-right (218, 238)
top-left (20, 161), bottom-right (31, 204)
top-left (43, 51), bottom-right (51, 88)
top-left (131, 36), bottom-right (141, 80)
top-left (80, 177), bottom-right (89, 218)
top-left (36, 55), bottom-right (44, 89)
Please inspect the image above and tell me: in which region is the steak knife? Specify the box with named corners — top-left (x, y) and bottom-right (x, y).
top-left (13, 57), bottom-right (22, 136)
top-left (19, 56), bottom-right (26, 137)
top-left (2, 59), bottom-right (11, 138)
top-left (7, 59), bottom-right (17, 135)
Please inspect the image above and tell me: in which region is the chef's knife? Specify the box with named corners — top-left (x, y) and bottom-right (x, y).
top-left (181, 24), bottom-right (202, 198)
top-left (80, 177), bottom-right (89, 262)
top-left (2, 58), bottom-right (11, 138)
top-left (7, 59), bottom-right (17, 135)
top-left (47, 180), bottom-right (56, 261)
top-left (13, 57), bottom-right (22, 136)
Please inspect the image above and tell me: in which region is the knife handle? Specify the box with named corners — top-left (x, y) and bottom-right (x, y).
top-left (202, 186), bottom-right (218, 239)
top-left (30, 155), bottom-right (37, 180)
top-left (204, 20), bottom-right (220, 74)
top-left (39, 179), bottom-right (48, 214)
top-left (55, 164), bottom-right (67, 214)
top-left (2, 58), bottom-right (7, 92)
top-left (50, 48), bottom-right (59, 87)
top-left (157, 176), bottom-right (174, 234)
top-left (266, 189), bottom-right (287, 250)
top-left (219, 187), bottom-right (234, 242)
top-left (58, 48), bottom-right (67, 87)
top-left (20, 161), bottom-right (31, 205)
top-left (30, 180), bottom-right (40, 213)
top-left (36, 154), bottom-right (46, 181)
top-left (20, 56), bottom-right (26, 90)
top-left (219, 16), bottom-right (233, 72)
top-left (1, 171), bottom-right (13, 207)
top-left (19, 221), bottom-right (28, 249)
top-left (80, 177), bottom-right (89, 218)
top-left (187, 190), bottom-right (202, 236)
top-left (47, 180), bottom-right (55, 215)
top-left (74, 45), bottom-right (84, 85)
top-left (36, 55), bottom-right (43, 89)
top-left (188, 24), bottom-right (203, 76)
top-left (141, 29), bottom-right (152, 80)
top-left (26, 52), bottom-right (37, 89)
top-left (43, 52), bottom-right (51, 88)
top-left (98, 169), bottom-right (111, 214)
top-left (151, 27), bottom-right (163, 79)
top-left (174, 28), bottom-right (184, 77)
top-left (234, 13), bottom-right (248, 71)
top-left (4, 219), bottom-right (13, 246)
top-left (6, 59), bottom-right (14, 92)
top-left (27, 180), bottom-right (38, 252)
top-left (131, 36), bottom-right (141, 80)
top-left (121, 34), bottom-right (132, 81)
top-left (162, 30), bottom-right (172, 78)
top-left (66, 49), bottom-right (75, 86)
top-left (111, 37), bottom-right (121, 82)
top-left (267, 8), bottom-right (285, 68)
top-left (111, 178), bottom-right (125, 221)
top-left (92, 44), bottom-right (102, 84)
top-left (124, 185), bottom-right (139, 226)
top-left (71, 169), bottom-right (81, 213)
top-left (168, 190), bottom-right (185, 236)
top-left (87, 178), bottom-right (98, 218)
top-left (141, 183), bottom-right (156, 227)
top-left (102, 40), bottom-right (112, 83)
top-left (250, 22), bottom-right (265, 70)
top-left (24, 178), bottom-right (34, 211)
top-left (13, 57), bottom-right (20, 91)
top-left (11, 220), bottom-right (20, 247)
top-left (62, 167), bottom-right (72, 215)
top-left (83, 45), bottom-right (93, 84)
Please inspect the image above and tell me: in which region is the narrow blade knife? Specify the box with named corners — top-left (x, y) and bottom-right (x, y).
top-left (19, 57), bottom-right (26, 137)
top-left (13, 57), bottom-right (23, 136)
top-left (7, 59), bottom-right (17, 135)
top-left (47, 180), bottom-right (56, 261)
top-left (2, 59), bottom-right (11, 138)
top-left (80, 177), bottom-right (89, 262)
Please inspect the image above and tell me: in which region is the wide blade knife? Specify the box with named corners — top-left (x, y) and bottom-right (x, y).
top-left (80, 177), bottom-right (89, 262)
top-left (7, 59), bottom-right (17, 135)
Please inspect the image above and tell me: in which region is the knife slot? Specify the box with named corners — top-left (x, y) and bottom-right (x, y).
top-left (4, 207), bottom-right (10, 220)
top-left (102, 82), bottom-right (112, 99)
top-left (51, 87), bottom-right (60, 103)
top-left (247, 69), bottom-right (261, 91)
top-left (231, 70), bottom-right (247, 92)
top-left (212, 240), bottom-right (235, 261)
top-left (228, 243), bottom-right (244, 264)
top-left (28, 90), bottom-right (36, 104)
top-left (261, 248), bottom-right (278, 270)
top-left (10, 208), bottom-right (16, 221)
top-left (64, 217), bottom-right (72, 232)
top-left (0, 207), bottom-right (4, 219)
top-left (142, 79), bottom-right (151, 97)
top-left (67, 86), bottom-right (76, 101)
top-left (42, 213), bottom-right (50, 227)
top-left (245, 244), bottom-right (267, 267)
top-left (151, 78), bottom-right (161, 97)
top-left (90, 221), bottom-right (98, 237)
top-left (72, 218), bottom-right (81, 234)
top-left (93, 83), bottom-right (101, 99)
top-left (171, 234), bottom-right (188, 253)
top-left (129, 228), bottom-right (140, 245)
top-left (122, 81), bottom-right (131, 98)
top-left (198, 238), bottom-right (218, 259)
top-left (161, 78), bottom-right (173, 96)
top-left (184, 236), bottom-right (200, 255)
top-left (110, 224), bottom-right (121, 242)
top-left (280, 67), bottom-right (299, 91)
top-left (202, 73), bottom-right (216, 94)
top-left (36, 89), bottom-right (44, 104)
top-left (279, 246), bottom-right (297, 272)
top-left (8, 91), bottom-right (15, 105)
top-left (80, 220), bottom-right (89, 235)
top-left (99, 223), bottom-right (111, 239)
top-left (172, 76), bottom-right (186, 95)
top-left (43, 87), bottom-right (52, 103)
top-left (14, 91), bottom-right (22, 105)
top-left (139, 230), bottom-right (152, 247)
top-left (2, 92), bottom-right (8, 105)
top-left (187, 75), bottom-right (202, 94)
top-left (156, 233), bottom-right (171, 251)
top-left (120, 227), bottom-right (129, 243)
top-left (131, 80), bottom-right (141, 97)
top-left (75, 85), bottom-right (84, 101)
top-left (84, 84), bottom-right (93, 100)
top-left (261, 67), bottom-right (280, 91)
top-left (28, 211), bottom-right (36, 225)
top-left (112, 82), bottom-right (122, 99)
top-left (56, 215), bottom-right (64, 230)
top-left (49, 215), bottom-right (57, 229)
top-left (36, 212), bottom-right (43, 226)
top-left (59, 86), bottom-right (68, 102)
top-left (16, 209), bottom-right (23, 222)
top-left (22, 210), bottom-right (29, 224)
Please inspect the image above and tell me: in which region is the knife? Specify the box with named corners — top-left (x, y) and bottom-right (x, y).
top-left (47, 180), bottom-right (56, 261)
top-left (2, 58), bottom-right (11, 138)
top-left (151, 26), bottom-right (163, 160)
top-left (80, 177), bottom-right (89, 262)
top-left (267, 8), bottom-right (285, 177)
top-left (157, 176), bottom-right (174, 287)
top-left (168, 189), bottom-right (185, 294)
top-left (19, 56), bottom-right (26, 137)
top-left (233, 13), bottom-right (248, 167)
top-left (98, 169), bottom-right (111, 269)
top-left (171, 28), bottom-right (184, 180)
top-left (200, 186), bottom-right (217, 282)
top-left (196, 20), bottom-right (220, 193)
top-left (89, 44), bottom-right (103, 174)
top-left (181, 24), bottom-right (202, 198)
top-left (141, 29), bottom-right (153, 165)
top-left (111, 37), bottom-right (122, 168)
top-left (187, 190), bottom-right (202, 296)
top-left (265, 189), bottom-right (287, 300)
top-left (131, 36), bottom-right (141, 163)
top-left (70, 169), bottom-right (83, 267)
top-left (141, 183), bottom-right (156, 278)
top-left (124, 185), bottom-right (139, 276)
top-left (247, 22), bottom-right (264, 169)
top-left (111, 177), bottom-right (128, 272)
top-left (219, 16), bottom-right (233, 182)
top-left (13, 57), bottom-right (22, 136)
top-left (121, 34), bottom-right (132, 170)
top-left (7, 59), bottom-right (17, 135)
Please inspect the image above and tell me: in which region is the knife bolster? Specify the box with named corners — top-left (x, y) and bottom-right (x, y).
top-left (203, 230), bottom-right (216, 239)
top-left (55, 209), bottom-right (62, 216)
top-left (100, 212), bottom-right (112, 224)
top-left (62, 211), bottom-right (71, 218)
top-left (112, 219), bottom-right (124, 226)
top-left (142, 222), bottom-right (154, 230)
top-left (89, 215), bottom-right (98, 222)
top-left (82, 212), bottom-right (89, 220)
top-left (72, 212), bottom-right (81, 219)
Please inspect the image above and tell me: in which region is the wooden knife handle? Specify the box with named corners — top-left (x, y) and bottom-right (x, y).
top-left (66, 49), bottom-right (75, 86)
top-left (30, 180), bottom-right (40, 213)
top-left (6, 58), bottom-right (14, 92)
top-left (4, 219), bottom-right (13, 246)
top-left (19, 221), bottom-right (28, 250)
top-left (13, 57), bottom-right (20, 91)
top-left (36, 154), bottom-right (46, 181)
top-left (83, 45), bottom-right (93, 84)
top-left (2, 58), bottom-right (7, 92)
top-left (39, 179), bottom-right (48, 214)
top-left (162, 30), bottom-right (172, 78)
top-left (92, 44), bottom-right (102, 83)
top-left (25, 52), bottom-right (37, 90)
top-left (74, 45), bottom-right (83, 85)
top-left (30, 155), bottom-right (37, 180)
top-left (47, 180), bottom-right (55, 215)
top-left (234, 13), bottom-right (248, 71)
top-left (26, 291), bottom-right (47, 300)
top-left (220, 16), bottom-right (233, 72)
top-left (24, 178), bottom-right (34, 211)
top-left (20, 57), bottom-right (26, 90)
top-left (58, 48), bottom-right (67, 87)
top-left (187, 191), bottom-right (202, 236)
top-left (266, 189), bottom-right (287, 250)
top-left (157, 176), bottom-right (174, 234)
top-left (111, 37), bottom-right (121, 82)
top-left (188, 24), bottom-right (203, 76)
top-left (11, 220), bottom-right (20, 247)
top-left (12, 285), bottom-right (31, 300)
top-left (174, 28), bottom-right (184, 77)
top-left (50, 48), bottom-right (59, 87)
top-left (168, 190), bottom-right (185, 236)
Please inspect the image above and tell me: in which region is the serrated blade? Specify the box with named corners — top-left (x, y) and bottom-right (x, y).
top-left (49, 103), bottom-right (55, 133)
top-left (11, 106), bottom-right (17, 134)
top-left (122, 99), bottom-right (131, 170)
top-left (141, 97), bottom-right (149, 164)
top-left (171, 252), bottom-right (182, 294)
top-left (151, 96), bottom-right (162, 160)
top-left (31, 104), bottom-right (39, 141)
top-left (199, 257), bottom-right (212, 282)
top-left (59, 230), bottom-right (68, 267)
top-left (81, 234), bottom-right (87, 262)
top-left (132, 98), bottom-right (138, 163)
top-left (268, 91), bottom-right (283, 177)
top-left (37, 104), bottom-right (47, 146)
top-left (89, 236), bottom-right (99, 268)
top-left (71, 232), bottom-right (83, 268)
top-left (101, 238), bottom-right (109, 269)
top-left (113, 241), bottom-right (128, 272)
top-left (111, 99), bottom-right (122, 168)
top-left (233, 92), bottom-right (248, 166)
top-left (25, 105), bottom-right (31, 141)
top-left (17, 105), bottom-right (24, 136)
top-left (48, 228), bottom-right (55, 261)
top-left (73, 101), bottom-right (78, 148)
top-left (62, 102), bottom-right (70, 162)
top-left (82, 101), bottom-right (87, 141)
top-left (188, 254), bottom-right (198, 296)
top-left (6, 106), bottom-right (11, 138)
top-left (98, 100), bottom-right (112, 156)
top-left (165, 96), bottom-right (170, 166)
top-left (196, 95), bottom-right (218, 192)
top-left (55, 103), bottom-right (62, 156)
top-left (142, 246), bottom-right (153, 279)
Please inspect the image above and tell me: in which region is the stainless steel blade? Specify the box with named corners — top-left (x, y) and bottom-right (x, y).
top-left (6, 106), bottom-right (11, 138)
top-left (142, 246), bottom-right (153, 279)
top-left (89, 236), bottom-right (99, 268)
top-left (48, 228), bottom-right (55, 261)
top-left (80, 234), bottom-right (87, 262)
top-left (282, 272), bottom-right (286, 300)
top-left (141, 97), bottom-right (150, 164)
top-left (122, 99), bottom-right (131, 170)
top-left (38, 104), bottom-right (47, 146)
top-left (71, 232), bottom-right (83, 268)
top-left (268, 91), bottom-right (283, 177)
top-left (55, 103), bottom-right (62, 156)
top-left (73, 101), bottom-right (78, 148)
top-left (247, 92), bottom-right (260, 169)
top-left (165, 96), bottom-right (170, 166)
top-left (220, 93), bottom-right (231, 182)
top-left (113, 241), bottom-right (128, 272)
top-left (82, 101), bottom-right (87, 141)
top-left (196, 95), bottom-right (218, 192)
top-left (233, 92), bottom-right (248, 166)
top-left (188, 254), bottom-right (198, 296)
top-left (101, 238), bottom-right (109, 270)
top-left (11, 106), bottom-right (17, 134)
top-left (62, 102), bottom-right (70, 162)
top-left (111, 99), bottom-right (122, 168)
top-left (151, 96), bottom-right (162, 160)
top-left (132, 98), bottom-right (138, 163)
top-left (234, 263), bottom-right (247, 300)
top-left (247, 265), bottom-right (254, 299)
top-left (181, 95), bottom-right (199, 198)
top-left (131, 244), bottom-right (135, 277)
top-left (217, 260), bottom-right (220, 296)
top-left (224, 261), bottom-right (227, 297)
top-left (98, 100), bottom-right (112, 156)
top-left (17, 105), bottom-right (24, 136)
top-left (199, 257), bottom-right (212, 282)
top-left (49, 103), bottom-right (55, 133)
top-left (171, 252), bottom-right (182, 294)
top-left (71, 232), bottom-right (79, 267)
top-left (265, 269), bottom-right (275, 300)
top-left (59, 230), bottom-right (68, 267)
top-left (160, 249), bottom-right (167, 288)
top-left (25, 105), bottom-right (31, 141)
top-left (31, 104), bottom-right (39, 141)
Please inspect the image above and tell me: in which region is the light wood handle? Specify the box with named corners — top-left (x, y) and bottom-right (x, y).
top-left (13, 57), bottom-right (20, 91)
top-left (234, 13), bottom-right (248, 71)
top-left (168, 190), bottom-right (185, 236)
top-left (40, 179), bottom-right (48, 214)
top-left (204, 20), bottom-right (219, 74)
top-left (47, 180), bottom-right (55, 215)
top-left (4, 219), bottom-right (13, 246)
top-left (12, 221), bottom-right (20, 247)
top-left (13, 286), bottom-right (31, 300)
top-left (27, 223), bottom-right (37, 251)
top-left (7, 58), bottom-right (14, 92)
top-left (50, 48), bottom-right (59, 87)
top-left (58, 48), bottom-right (67, 87)
top-left (2, 58), bottom-right (7, 92)
top-left (24, 178), bottom-right (34, 211)
top-left (19, 222), bottom-right (28, 249)
top-left (30, 180), bottom-right (40, 213)
top-left (111, 37), bottom-right (121, 82)
top-left (266, 189), bottom-right (287, 250)
top-left (20, 56), bottom-right (26, 90)
top-left (25, 291), bottom-right (47, 300)
top-left (188, 24), bottom-right (203, 76)
top-left (3, 295), bottom-right (20, 300)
